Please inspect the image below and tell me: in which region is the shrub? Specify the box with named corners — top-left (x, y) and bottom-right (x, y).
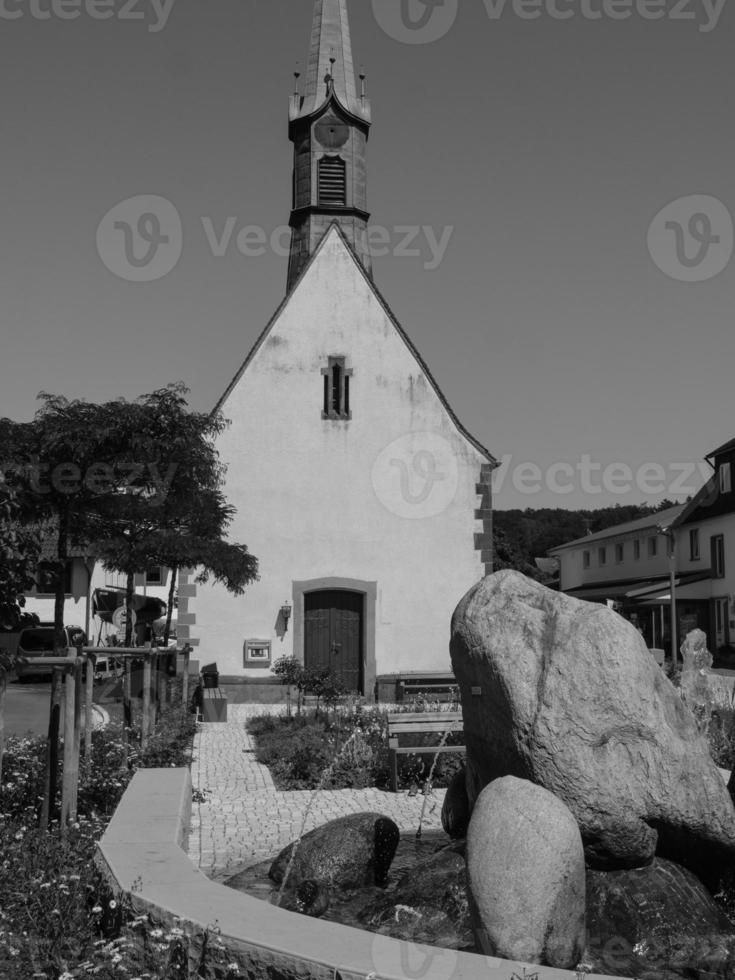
top-left (246, 703), bottom-right (463, 791)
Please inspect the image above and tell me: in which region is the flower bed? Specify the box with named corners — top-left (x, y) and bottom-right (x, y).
top-left (0, 685), bottom-right (197, 979)
top-left (246, 698), bottom-right (464, 791)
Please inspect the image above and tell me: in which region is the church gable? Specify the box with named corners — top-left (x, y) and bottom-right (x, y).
top-left (218, 224), bottom-right (494, 470)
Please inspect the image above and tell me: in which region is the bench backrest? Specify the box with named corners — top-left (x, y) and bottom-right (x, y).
top-left (387, 711), bottom-right (463, 735)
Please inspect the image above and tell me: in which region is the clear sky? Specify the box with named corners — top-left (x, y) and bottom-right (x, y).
top-left (1, 0), bottom-right (733, 510)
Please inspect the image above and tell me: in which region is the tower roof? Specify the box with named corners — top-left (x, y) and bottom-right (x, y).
top-left (292, 0), bottom-right (370, 122)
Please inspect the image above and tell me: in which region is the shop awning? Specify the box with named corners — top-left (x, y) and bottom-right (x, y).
top-left (625, 571), bottom-right (712, 601)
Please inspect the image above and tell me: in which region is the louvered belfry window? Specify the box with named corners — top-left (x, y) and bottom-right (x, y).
top-left (318, 155), bottom-right (346, 206)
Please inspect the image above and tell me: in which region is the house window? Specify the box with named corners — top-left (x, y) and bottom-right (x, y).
top-left (322, 357), bottom-right (352, 419)
top-left (145, 566), bottom-right (163, 585)
top-left (318, 155), bottom-right (346, 206)
top-left (689, 529), bottom-right (700, 561)
top-left (36, 560), bottom-right (73, 595)
top-left (598, 547), bottom-right (606, 566)
top-left (582, 550), bottom-right (590, 569)
top-left (615, 543), bottom-right (624, 564)
top-left (648, 537), bottom-right (657, 557)
top-left (633, 539), bottom-right (641, 560)
top-left (720, 462), bottom-right (732, 494)
top-left (711, 534), bottom-right (725, 578)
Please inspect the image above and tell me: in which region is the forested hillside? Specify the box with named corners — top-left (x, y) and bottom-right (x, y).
top-left (493, 501), bottom-right (679, 578)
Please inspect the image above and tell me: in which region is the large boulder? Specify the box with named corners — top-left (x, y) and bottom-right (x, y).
top-left (466, 776), bottom-right (586, 969)
top-left (586, 858), bottom-right (735, 980)
top-left (451, 570), bottom-right (735, 886)
top-left (269, 812), bottom-right (399, 890)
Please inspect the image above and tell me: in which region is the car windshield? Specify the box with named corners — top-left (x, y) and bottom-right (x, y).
top-left (19, 629), bottom-right (56, 652)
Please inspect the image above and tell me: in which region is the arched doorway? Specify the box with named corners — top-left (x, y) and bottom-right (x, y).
top-left (293, 578), bottom-right (377, 698)
top-left (304, 589), bottom-right (363, 693)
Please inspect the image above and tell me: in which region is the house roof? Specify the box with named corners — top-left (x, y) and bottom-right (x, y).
top-left (548, 504), bottom-right (685, 553)
top-left (213, 222), bottom-right (498, 465)
top-left (707, 437), bottom-right (735, 459)
top-left (565, 569), bottom-right (710, 602)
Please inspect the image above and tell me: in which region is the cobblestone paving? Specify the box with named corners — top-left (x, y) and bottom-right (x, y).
top-left (188, 704), bottom-right (447, 879)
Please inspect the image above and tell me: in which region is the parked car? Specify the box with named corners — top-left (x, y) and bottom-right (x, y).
top-left (1, 624), bottom-right (87, 680)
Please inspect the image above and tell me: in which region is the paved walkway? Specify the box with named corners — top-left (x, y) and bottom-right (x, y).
top-left (187, 704), bottom-right (447, 880)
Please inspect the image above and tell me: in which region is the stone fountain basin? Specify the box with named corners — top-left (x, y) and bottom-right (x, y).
top-left (96, 767), bottom-right (629, 980)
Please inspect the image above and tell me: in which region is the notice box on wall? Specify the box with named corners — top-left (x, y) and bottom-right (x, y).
top-left (244, 639), bottom-right (272, 667)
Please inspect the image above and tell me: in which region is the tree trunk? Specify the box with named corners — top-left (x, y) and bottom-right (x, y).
top-left (124, 572), bottom-right (135, 647)
top-left (163, 566), bottom-right (178, 646)
top-left (54, 510), bottom-right (69, 655)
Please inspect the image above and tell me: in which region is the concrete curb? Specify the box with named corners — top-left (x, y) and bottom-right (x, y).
top-left (96, 767), bottom-right (628, 980)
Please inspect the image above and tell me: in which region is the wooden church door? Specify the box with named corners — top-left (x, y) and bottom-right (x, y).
top-left (304, 590), bottom-right (363, 693)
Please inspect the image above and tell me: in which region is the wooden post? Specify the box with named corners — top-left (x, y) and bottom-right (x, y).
top-left (71, 659), bottom-right (82, 818)
top-left (141, 652), bottom-right (152, 751)
top-left (182, 645), bottom-right (190, 708)
top-left (157, 649), bottom-right (167, 708)
top-left (84, 652), bottom-right (95, 762)
top-left (0, 665), bottom-right (6, 788)
top-left (61, 662), bottom-right (77, 831)
top-left (122, 658), bottom-right (132, 767)
top-left (42, 668), bottom-right (63, 829)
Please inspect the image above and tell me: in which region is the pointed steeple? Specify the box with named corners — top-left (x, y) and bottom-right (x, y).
top-left (292, 0), bottom-right (370, 123)
top-left (286, 0), bottom-right (372, 291)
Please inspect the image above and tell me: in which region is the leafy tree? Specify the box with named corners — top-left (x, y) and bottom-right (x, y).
top-left (0, 478), bottom-right (41, 633)
top-left (1, 383), bottom-right (258, 651)
top-left (0, 399), bottom-right (131, 652)
top-left (84, 384), bottom-right (258, 645)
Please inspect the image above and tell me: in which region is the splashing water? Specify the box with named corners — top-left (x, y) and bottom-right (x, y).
top-left (416, 726), bottom-right (451, 840)
top-left (275, 727), bottom-right (363, 907)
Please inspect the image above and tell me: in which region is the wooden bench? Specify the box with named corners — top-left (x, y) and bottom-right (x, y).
top-left (387, 710), bottom-right (464, 792)
top-left (201, 687), bottom-right (227, 722)
top-left (397, 674), bottom-right (458, 703)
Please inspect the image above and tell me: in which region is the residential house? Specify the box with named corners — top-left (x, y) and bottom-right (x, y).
top-left (549, 438), bottom-right (735, 654)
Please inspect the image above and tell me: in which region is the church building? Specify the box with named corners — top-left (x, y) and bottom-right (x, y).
top-left (184, 0), bottom-right (496, 700)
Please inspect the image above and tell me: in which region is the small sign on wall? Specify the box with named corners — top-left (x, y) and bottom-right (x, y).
top-left (244, 639), bottom-right (271, 667)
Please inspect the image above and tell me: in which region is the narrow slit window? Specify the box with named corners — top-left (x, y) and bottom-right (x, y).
top-left (321, 356), bottom-right (353, 419)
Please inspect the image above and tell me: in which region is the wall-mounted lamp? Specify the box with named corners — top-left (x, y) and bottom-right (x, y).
top-left (280, 600), bottom-right (292, 630)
